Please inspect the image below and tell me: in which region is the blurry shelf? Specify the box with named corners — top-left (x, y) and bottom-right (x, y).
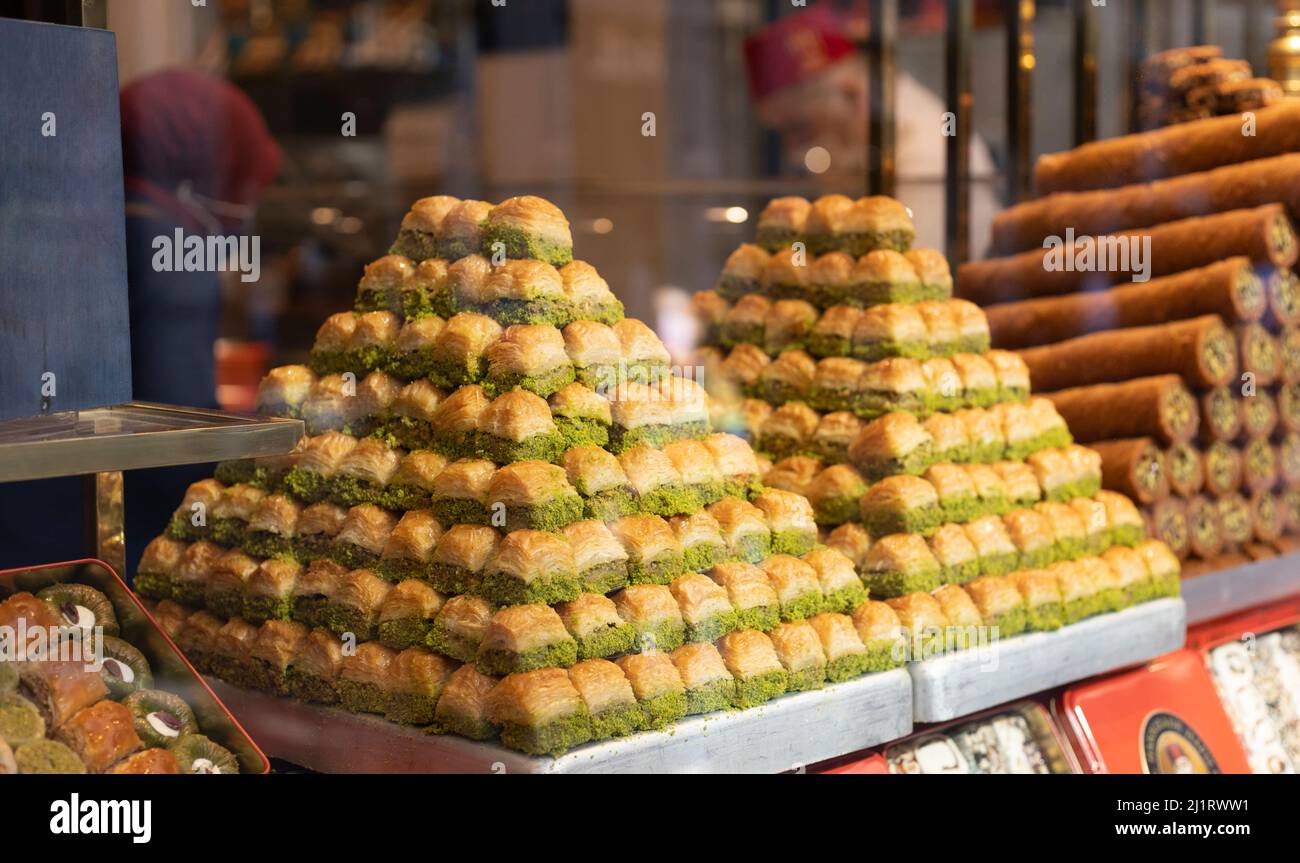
top-left (0, 402), bottom-right (302, 483)
top-left (210, 669), bottom-right (913, 774)
top-left (908, 598), bottom-right (1187, 724)
top-left (1182, 554), bottom-right (1300, 626)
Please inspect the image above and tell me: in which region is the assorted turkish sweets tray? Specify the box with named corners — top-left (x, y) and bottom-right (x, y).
top-left (0, 588), bottom-right (239, 774)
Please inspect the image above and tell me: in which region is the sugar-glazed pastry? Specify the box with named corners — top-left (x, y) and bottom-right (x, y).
top-left (432, 665), bottom-right (500, 741)
top-left (708, 497), bottom-right (772, 564)
top-left (767, 620), bottom-right (828, 692)
top-left (476, 259), bottom-right (571, 326)
top-left (669, 510), bottom-right (728, 572)
top-left (428, 594), bottom-right (493, 662)
top-left (761, 554), bottom-right (824, 622)
top-left (716, 243), bottom-right (770, 300)
top-left (669, 572), bottom-right (739, 643)
top-left (615, 652), bottom-right (689, 730)
top-left (330, 438), bottom-right (403, 508)
top-left (401, 258), bottom-right (453, 321)
top-left (255, 364), bottom-right (316, 419)
top-left (562, 445), bottom-right (637, 522)
top-left (609, 514), bottom-right (685, 585)
top-left (330, 504), bottom-right (398, 570)
top-left (567, 658), bottom-right (643, 740)
top-left (476, 604), bottom-right (578, 676)
top-left (716, 630), bottom-right (788, 708)
top-left (384, 648), bottom-right (457, 726)
top-left (560, 260), bottom-right (624, 325)
top-left (324, 568), bottom-right (392, 641)
top-left (556, 593), bottom-right (637, 661)
top-left (439, 198), bottom-right (493, 261)
top-left (850, 600), bottom-right (908, 670)
top-left (612, 583), bottom-right (686, 653)
top-left (285, 628), bottom-right (346, 704)
top-left (476, 389), bottom-right (563, 464)
top-left (380, 450), bottom-right (448, 512)
top-left (862, 533), bottom-right (941, 597)
top-left (481, 195), bottom-right (574, 267)
top-left (1008, 569), bottom-right (1065, 631)
top-left (479, 529), bottom-right (581, 606)
top-left (755, 196), bottom-right (810, 252)
top-left (376, 579), bottom-right (445, 650)
top-left (489, 461), bottom-right (584, 532)
top-left (669, 642), bottom-right (737, 715)
top-left (549, 381), bottom-right (613, 450)
top-left (429, 524), bottom-right (500, 595)
top-left (391, 195), bottom-right (460, 262)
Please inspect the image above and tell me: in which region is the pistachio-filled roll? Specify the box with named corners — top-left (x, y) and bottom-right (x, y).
top-left (481, 529), bottom-right (580, 606)
top-left (284, 433), bottom-right (359, 504)
top-left (758, 402), bottom-right (820, 459)
top-left (204, 550), bottom-right (259, 620)
top-left (963, 515), bottom-right (1020, 577)
top-left (171, 540), bottom-right (223, 606)
top-left (927, 523), bottom-right (981, 585)
top-left (1199, 386), bottom-right (1243, 443)
top-left (1279, 432), bottom-right (1300, 488)
top-left (860, 474), bottom-right (942, 537)
top-left (885, 592), bottom-right (949, 659)
top-left (755, 196), bottom-right (810, 251)
top-left (1008, 569), bottom-right (1065, 631)
top-left (424, 523), bottom-right (495, 594)
top-left (484, 323), bottom-right (574, 397)
top-left (709, 497), bottom-right (773, 563)
top-left (390, 195), bottom-right (459, 261)
top-left (557, 593), bottom-right (636, 660)
top-left (924, 464), bottom-right (980, 523)
top-left (489, 461), bottom-right (584, 532)
top-left (863, 534), bottom-right (942, 597)
top-left (808, 304), bottom-right (861, 357)
top-left (289, 558), bottom-right (344, 629)
top-left (424, 312), bottom-right (502, 389)
top-left (485, 668), bottom-right (592, 756)
top-left (428, 594), bottom-right (493, 662)
top-left (669, 573), bottom-right (739, 643)
top-left (615, 653), bottom-right (689, 730)
top-left (708, 561), bottom-right (781, 631)
top-left (1144, 498), bottom-right (1190, 560)
top-left (703, 433), bottom-right (765, 499)
top-left (848, 412), bottom-right (935, 481)
top-left (135, 535), bottom-right (187, 600)
top-left (965, 575), bottom-right (1029, 639)
top-left (1242, 435), bottom-right (1279, 494)
top-left (375, 579), bottom-right (445, 651)
top-left (209, 483), bottom-right (267, 547)
top-left (851, 600), bottom-right (908, 670)
top-left (767, 620), bottom-right (829, 691)
top-left (670, 643), bottom-right (737, 715)
top-left (482, 195), bottom-right (573, 267)
top-left (612, 584), bottom-right (686, 653)
top-left (208, 618), bottom-right (260, 689)
top-left (1002, 509), bottom-right (1055, 570)
top-left (754, 488), bottom-right (818, 554)
top-left (716, 630), bottom-right (789, 708)
top-left (553, 372), bottom-right (615, 448)
top-left (325, 568), bottom-right (392, 641)
top-left (384, 648), bottom-right (456, 726)
top-left (1049, 560), bottom-right (1105, 624)
top-left (853, 303), bottom-right (928, 361)
top-left (669, 511), bottom-right (728, 572)
top-left (562, 446), bottom-right (637, 521)
top-left (476, 604), bottom-right (578, 676)
top-left (330, 505), bottom-right (398, 571)
top-left (1094, 490), bottom-right (1145, 547)
top-left (431, 665), bottom-right (499, 741)
top-left (256, 364), bottom-right (316, 419)
top-left (858, 357), bottom-right (928, 417)
top-left (1241, 391), bottom-right (1279, 440)
top-left (931, 584), bottom-right (984, 651)
top-left (439, 198), bottom-right (493, 261)
top-left (567, 658), bottom-right (643, 741)
top-left (716, 243), bottom-right (770, 300)
top-left (1202, 440), bottom-right (1243, 496)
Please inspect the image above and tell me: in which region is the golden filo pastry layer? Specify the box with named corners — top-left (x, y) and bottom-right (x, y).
top-left (314, 312), bottom-right (357, 352)
top-left (721, 243), bottom-right (770, 281)
top-left (394, 316), bottom-right (446, 353)
top-left (489, 530), bottom-right (575, 583)
top-left (247, 559), bottom-right (302, 600)
top-left (963, 515), bottom-right (1018, 558)
top-left (864, 534), bottom-right (938, 574)
top-left (402, 195), bottom-right (460, 233)
top-left (825, 523), bottom-right (873, 568)
top-left (441, 199), bottom-right (492, 251)
top-left (337, 439), bottom-right (402, 486)
top-left (213, 618), bottom-right (259, 663)
top-left (612, 583), bottom-right (682, 626)
top-left (257, 365), bottom-right (315, 413)
top-left (768, 620), bottom-right (828, 673)
top-left (562, 446), bottom-right (629, 495)
top-left (179, 478), bottom-right (225, 511)
top-left (487, 324), bottom-right (569, 376)
top-left (426, 385), bottom-right (490, 434)
top-left (663, 440), bottom-right (723, 485)
top-left (378, 580), bottom-right (446, 622)
top-left (213, 484), bottom-right (267, 521)
top-left (805, 193), bottom-right (856, 235)
top-left (758, 196), bottom-right (810, 234)
top-left (489, 195), bottom-right (572, 248)
top-left (294, 560), bottom-right (346, 602)
top-left (931, 585), bottom-right (982, 629)
top-left (478, 389), bottom-right (556, 441)
top-left (616, 652), bottom-right (686, 701)
top-left (292, 629), bottom-right (346, 681)
top-left (562, 520), bottom-right (628, 570)
top-left (562, 319), bottom-right (622, 367)
top-left (610, 515), bottom-right (680, 561)
top-left (709, 561), bottom-right (780, 612)
top-left (1009, 570), bottom-right (1062, 609)
top-left (434, 524), bottom-right (500, 571)
top-left (763, 248), bottom-right (810, 292)
top-left (351, 310), bottom-right (400, 350)
top-left (335, 569), bottom-right (392, 612)
top-left (612, 318), bottom-right (671, 365)
top-left (391, 380), bottom-right (446, 423)
top-left (619, 447), bottom-right (683, 494)
top-left (764, 456), bottom-right (822, 495)
top-left (438, 595), bottom-right (493, 642)
top-left (341, 642), bottom-right (399, 688)
top-left (556, 593), bottom-right (624, 639)
top-left (248, 493), bottom-right (302, 537)
top-left (176, 612), bottom-right (224, 659)
top-left (760, 554), bottom-right (821, 604)
top-left (669, 573), bottom-right (734, 623)
top-left (383, 510), bottom-right (443, 562)
top-left (297, 502), bottom-right (349, 539)
top-left (251, 620), bottom-right (309, 670)
top-left (1136, 539), bottom-right (1180, 580)
top-left (905, 249), bottom-right (952, 292)
top-left (437, 312), bottom-right (503, 359)
top-left (138, 535), bottom-right (187, 576)
top-left (447, 255), bottom-right (495, 304)
top-left (436, 665), bottom-right (498, 728)
top-left (353, 372), bottom-right (403, 420)
top-left (754, 488), bottom-right (817, 534)
top-left (928, 523), bottom-right (979, 569)
top-left (809, 612), bottom-right (868, 663)
top-left (852, 600), bottom-right (907, 644)
top-left (1034, 501), bottom-right (1085, 544)
top-left (857, 195), bottom-right (914, 234)
top-left (336, 505), bottom-right (398, 553)
top-left (764, 402), bottom-right (821, 441)
top-left (850, 412), bottom-right (932, 463)
top-left (708, 498), bottom-right (769, 544)
top-left (802, 547), bottom-right (862, 596)
top-left (483, 260), bottom-right (566, 304)
top-left (388, 648), bottom-right (457, 694)
top-left (568, 658), bottom-right (637, 715)
top-left (481, 604), bottom-right (571, 654)
top-left (1101, 545), bottom-right (1147, 590)
top-left (717, 629), bottom-right (784, 679)
top-left (550, 383), bottom-right (611, 423)
top-left (995, 461), bottom-right (1041, 503)
top-left (1049, 560), bottom-right (1096, 604)
top-left (669, 511), bottom-right (725, 551)
top-left (987, 350), bottom-right (1030, 392)
top-left (210, 549), bottom-right (258, 593)
top-left (176, 541), bottom-right (223, 585)
top-left (432, 459), bottom-right (494, 502)
top-left (608, 381), bottom-right (673, 429)
top-left (885, 592), bottom-right (949, 636)
top-left (670, 642), bottom-right (734, 689)
top-left (489, 461), bottom-right (572, 506)
top-left (1096, 490), bottom-right (1144, 531)
top-left (560, 260), bottom-right (616, 306)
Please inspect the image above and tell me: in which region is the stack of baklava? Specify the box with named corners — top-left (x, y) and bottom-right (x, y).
top-left (1136, 45), bottom-right (1282, 131)
top-left (970, 101), bottom-right (1300, 577)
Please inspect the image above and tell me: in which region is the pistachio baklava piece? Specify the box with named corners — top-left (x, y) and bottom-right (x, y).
top-left (387, 315), bottom-right (446, 380)
top-left (610, 379), bottom-right (709, 453)
top-left (562, 319), bottom-right (623, 391)
top-left (309, 311), bottom-right (358, 375)
top-left (755, 196), bottom-right (810, 252)
top-left (721, 293), bottom-right (770, 348)
top-left (557, 593), bottom-right (636, 660)
top-left (489, 461), bottom-right (584, 532)
top-left (609, 514), bottom-right (685, 586)
top-left (379, 451), bottom-right (446, 513)
top-left (299, 374), bottom-right (357, 436)
top-left (863, 533), bottom-right (942, 597)
top-left (930, 584), bottom-right (985, 651)
top-left (1050, 560), bottom-right (1105, 624)
top-left (963, 515), bottom-right (1020, 577)
top-left (402, 257), bottom-right (455, 320)
top-left (1067, 496), bottom-right (1111, 556)
top-left (760, 554), bottom-right (826, 621)
top-left (342, 310), bottom-right (400, 374)
top-left (1081, 555), bottom-right (1129, 614)
top-left (338, 642), bottom-right (398, 715)
top-left (428, 594), bottom-right (493, 662)
top-left (426, 311), bottom-right (503, 388)
top-left (717, 243), bottom-right (770, 300)
top-left (807, 412), bottom-right (861, 466)
top-left (1094, 489), bottom-right (1146, 547)
top-left (885, 592), bottom-right (949, 660)
top-left (1134, 539), bottom-right (1182, 600)
top-left (1002, 508), bottom-right (1055, 570)
top-left (173, 611), bottom-right (223, 674)
top-left (858, 357), bottom-right (928, 418)
top-left (484, 529), bottom-right (583, 606)
top-left (987, 349), bottom-right (1031, 403)
top-left (324, 568), bottom-right (391, 641)
top-left (708, 561), bottom-right (780, 631)
top-left (428, 524), bottom-right (498, 595)
top-left (758, 401), bottom-right (820, 460)
top-left (476, 604), bottom-right (578, 676)
top-left (562, 445), bottom-right (637, 521)
top-left (204, 549), bottom-right (259, 620)
top-left (255, 364), bottom-right (315, 419)
top-left (617, 446), bottom-right (695, 518)
top-left (1009, 569), bottom-right (1065, 631)
top-left (964, 575), bottom-right (1029, 639)
top-left (239, 493), bottom-right (300, 560)
top-left (284, 432), bottom-right (358, 503)
top-left (927, 522), bottom-right (981, 585)
top-left (808, 303), bottom-right (861, 357)
top-left (550, 381), bottom-right (612, 450)
top-left (1025, 448), bottom-right (1079, 504)
top-left (848, 412), bottom-right (935, 482)
top-left (377, 509), bottom-right (441, 582)
top-left (763, 455), bottom-right (821, 497)
top-left (760, 246), bottom-right (811, 302)
top-left (850, 249), bottom-right (922, 306)
top-left (669, 511), bottom-right (729, 572)
top-left (669, 573), bottom-right (739, 643)
top-left (754, 488), bottom-right (819, 554)
top-left (613, 318), bottom-right (674, 385)
top-left (245, 620), bottom-right (309, 695)
top-left (208, 483), bottom-right (266, 548)
top-left (330, 504), bottom-right (398, 570)
top-left (482, 195), bottom-right (574, 267)
top-left (993, 461), bottom-right (1042, 510)
top-left (568, 658), bottom-right (643, 740)
top-left (431, 665), bottom-right (500, 741)
top-left (664, 439), bottom-right (730, 508)
top-left (924, 463), bottom-right (980, 523)
top-left (391, 194), bottom-right (459, 262)
top-left (767, 299), bottom-right (819, 354)
top-left (384, 648), bottom-right (457, 726)
top-left (330, 439), bottom-right (403, 508)
top-left (825, 521), bottom-right (873, 570)
top-left (757, 349), bottom-right (817, 405)
top-left (135, 535), bottom-right (187, 601)
top-left (563, 260), bottom-right (623, 323)
top-left (805, 464), bottom-right (870, 526)
top-left (918, 413), bottom-right (969, 468)
top-left (484, 323), bottom-right (575, 397)
top-left (283, 628), bottom-right (346, 704)
top-left (668, 642), bottom-right (736, 714)
top-left (810, 356), bottom-right (869, 413)
top-left (951, 354), bottom-right (1002, 410)
top-left (171, 540), bottom-right (223, 606)
top-left (559, 520), bottom-right (628, 595)
top-left (616, 653), bottom-right (689, 730)
top-left (208, 618), bottom-right (260, 688)
top-left (703, 432), bottom-right (764, 500)
top-left (1034, 500), bottom-right (1088, 562)
top-left (381, 379), bottom-right (449, 452)
top-left (802, 546), bottom-right (868, 613)
top-left (293, 501), bottom-right (349, 562)
top-left (851, 600), bottom-right (908, 670)
top-left (860, 474), bottom-right (942, 537)
top-left (853, 302), bottom-right (928, 361)
top-left (709, 496), bottom-right (773, 563)
top-left (478, 388), bottom-right (565, 463)
top-left (717, 630), bottom-right (789, 707)
top-left (432, 197), bottom-right (490, 261)
top-left (767, 620), bottom-right (829, 691)
top-left (612, 584), bottom-right (687, 653)
top-left (377, 580), bottom-right (446, 650)
top-left (1100, 544), bottom-right (1153, 607)
top-left (429, 458), bottom-right (495, 526)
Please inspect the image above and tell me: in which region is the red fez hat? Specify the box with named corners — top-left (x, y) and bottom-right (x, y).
top-left (744, 5), bottom-right (857, 101)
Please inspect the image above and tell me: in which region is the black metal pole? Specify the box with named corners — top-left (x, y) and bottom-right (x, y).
top-left (1192, 0), bottom-right (1216, 45)
top-left (1073, 0), bottom-right (1097, 146)
top-left (945, 0), bottom-right (973, 265)
top-left (868, 0), bottom-right (898, 197)
top-left (1127, 0), bottom-right (1149, 134)
top-left (1005, 0), bottom-right (1035, 204)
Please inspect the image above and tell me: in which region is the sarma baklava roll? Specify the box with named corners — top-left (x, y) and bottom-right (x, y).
top-left (708, 561), bottom-right (781, 631)
top-left (390, 195), bottom-right (459, 262)
top-left (620, 445), bottom-right (694, 517)
top-left (755, 196), bottom-right (810, 251)
top-left (438, 198), bottom-right (493, 262)
top-left (885, 592), bottom-right (949, 660)
top-left (925, 463), bottom-right (980, 523)
top-left (1278, 383), bottom-right (1300, 434)
top-left (567, 658), bottom-right (643, 740)
top-left (1134, 539), bottom-right (1182, 600)
top-left (801, 546), bottom-right (868, 613)
top-left (1265, 267), bottom-right (1300, 330)
top-left (1043, 375), bottom-right (1199, 446)
top-left (255, 364), bottom-right (315, 419)
top-left (669, 642), bottom-right (737, 715)
top-left (376, 579), bottom-right (445, 651)
top-left (754, 488), bottom-right (819, 554)
top-left (324, 568), bottom-right (391, 641)
top-left (609, 514), bottom-right (684, 587)
top-left (337, 641), bottom-right (398, 715)
top-left (852, 303), bottom-right (928, 361)
top-left (1163, 441), bottom-right (1204, 498)
top-left (208, 618), bottom-right (260, 688)
top-left (1182, 495), bottom-right (1224, 560)
top-left (481, 529), bottom-right (580, 606)
top-left (135, 535), bottom-right (187, 601)
top-left (669, 511), bottom-right (728, 573)
top-left (863, 534), bottom-right (942, 596)
top-left (557, 593), bottom-right (636, 661)
top-left (482, 195), bottom-right (573, 267)
top-left (484, 323), bottom-right (574, 398)
top-left (1091, 437), bottom-right (1169, 504)
top-left (289, 558), bottom-right (344, 630)
top-left (858, 356), bottom-right (927, 417)
top-left (1202, 441), bottom-right (1242, 496)
top-left (489, 461), bottom-right (584, 532)
top-left (994, 461), bottom-right (1043, 508)
top-left (204, 549), bottom-right (259, 620)
top-left (282, 627), bottom-right (345, 704)
top-left (931, 583), bottom-right (984, 651)
top-left (1249, 489), bottom-right (1284, 543)
top-left (1144, 498), bottom-right (1190, 560)
top-left (383, 648), bottom-right (456, 726)
top-left (284, 432), bottom-right (358, 504)
top-left (546, 382), bottom-right (611, 454)
top-left (1241, 386), bottom-right (1278, 436)
top-left (1237, 322), bottom-right (1281, 386)
top-left (965, 576), bottom-right (1029, 639)
top-left (1199, 386), bottom-right (1242, 444)
top-left (860, 474), bottom-right (941, 537)
top-left (615, 652), bottom-right (689, 729)
top-left (850, 600), bottom-right (908, 671)
top-left (1094, 489), bottom-right (1146, 548)
top-left (758, 402), bottom-right (821, 460)
top-left (717, 243), bottom-right (770, 300)
top-left (1242, 435), bottom-right (1278, 493)
top-left (963, 514), bottom-right (1020, 577)
top-left (612, 584), bottom-right (686, 653)
top-left (476, 604), bottom-right (577, 676)
top-left (808, 304), bottom-right (862, 358)
top-left (669, 573), bottom-right (739, 643)
top-left (55, 700), bottom-right (142, 774)
top-left (425, 311), bottom-right (502, 389)
top-left (431, 665), bottom-right (499, 741)
top-left (848, 412), bottom-right (935, 481)
top-left (171, 540), bottom-right (223, 606)
top-left (703, 432), bottom-right (765, 499)
top-left (1217, 492), bottom-right (1254, 549)
top-left (562, 445), bottom-right (637, 521)
top-left (1282, 325), bottom-right (1300, 383)
top-left (709, 497), bottom-right (773, 563)
top-left (1009, 569), bottom-right (1065, 631)
top-left (928, 522), bottom-right (981, 585)
top-left (767, 620), bottom-right (828, 691)
top-left (428, 594), bottom-right (493, 662)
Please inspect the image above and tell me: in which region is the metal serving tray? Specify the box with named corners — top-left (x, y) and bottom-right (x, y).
top-left (908, 598), bottom-right (1187, 723)
top-left (210, 668), bottom-right (913, 774)
top-left (1181, 555), bottom-right (1300, 626)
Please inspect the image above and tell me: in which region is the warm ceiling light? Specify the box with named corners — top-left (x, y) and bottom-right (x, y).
top-left (592, 218), bottom-right (613, 234)
top-left (311, 207), bottom-right (340, 225)
top-left (724, 206), bottom-right (748, 224)
top-left (804, 146), bottom-right (831, 174)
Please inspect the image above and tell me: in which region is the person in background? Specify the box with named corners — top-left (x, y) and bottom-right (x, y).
top-left (743, 3), bottom-right (999, 257)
